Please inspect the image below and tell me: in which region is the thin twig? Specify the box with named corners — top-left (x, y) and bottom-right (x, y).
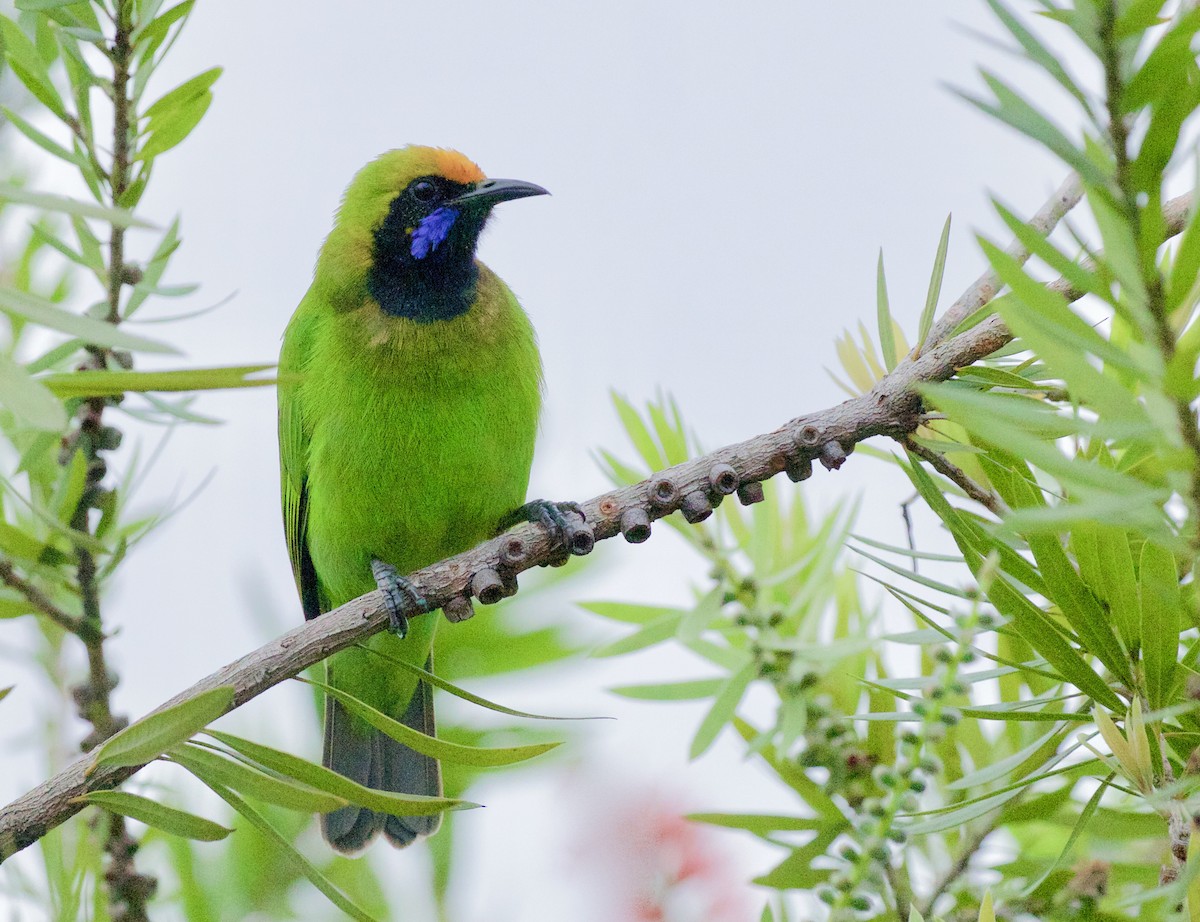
top-left (0, 558), bottom-right (85, 636)
top-left (65, 5), bottom-right (156, 919)
top-left (900, 437), bottom-right (1007, 516)
top-left (884, 860), bottom-right (913, 921)
top-left (919, 817), bottom-right (1002, 915)
top-left (921, 172), bottom-right (1084, 352)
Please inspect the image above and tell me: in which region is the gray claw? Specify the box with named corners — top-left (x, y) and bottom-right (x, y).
top-left (371, 559), bottom-right (428, 638)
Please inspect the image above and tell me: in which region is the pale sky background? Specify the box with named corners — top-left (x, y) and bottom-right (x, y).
top-left (0, 2), bottom-right (1072, 919)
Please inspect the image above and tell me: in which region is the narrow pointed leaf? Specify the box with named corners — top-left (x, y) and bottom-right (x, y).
top-left (41, 365), bottom-right (275, 397)
top-left (918, 214), bottom-right (952, 351)
top-left (0, 286), bottom-right (177, 353)
top-left (0, 185), bottom-right (153, 227)
top-left (590, 611), bottom-right (681, 657)
top-left (1019, 774), bottom-right (1111, 897)
top-left (206, 730), bottom-right (471, 816)
top-left (77, 790), bottom-right (231, 841)
top-left (359, 644), bottom-right (600, 720)
top-left (610, 678), bottom-right (724, 701)
top-left (876, 250), bottom-right (897, 371)
top-left (303, 678), bottom-right (560, 767)
top-left (1140, 542), bottom-right (1180, 709)
top-left (0, 353), bottom-right (67, 430)
top-left (89, 686), bottom-right (234, 773)
top-left (168, 743), bottom-right (347, 813)
top-left (690, 662), bottom-right (756, 759)
top-left (206, 781), bottom-right (378, 922)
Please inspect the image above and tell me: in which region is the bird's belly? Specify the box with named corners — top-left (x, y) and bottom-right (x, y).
top-left (304, 378), bottom-right (536, 608)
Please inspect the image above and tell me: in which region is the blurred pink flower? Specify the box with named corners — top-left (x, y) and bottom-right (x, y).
top-left (566, 779), bottom-right (751, 922)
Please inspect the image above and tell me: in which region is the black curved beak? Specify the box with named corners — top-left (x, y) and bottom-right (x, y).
top-left (449, 178), bottom-right (549, 210)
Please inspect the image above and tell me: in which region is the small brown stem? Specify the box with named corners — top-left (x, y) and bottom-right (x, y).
top-left (0, 558), bottom-right (86, 635)
top-left (884, 861), bottom-right (913, 921)
top-left (68, 5), bottom-right (152, 919)
top-left (920, 818), bottom-right (1001, 915)
top-left (900, 437), bottom-right (1006, 516)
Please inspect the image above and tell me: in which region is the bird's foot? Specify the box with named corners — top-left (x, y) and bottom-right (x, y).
top-left (497, 499), bottom-right (592, 558)
top-left (371, 559), bottom-right (428, 638)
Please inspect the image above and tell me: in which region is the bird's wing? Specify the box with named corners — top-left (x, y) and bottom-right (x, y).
top-left (279, 306), bottom-right (323, 620)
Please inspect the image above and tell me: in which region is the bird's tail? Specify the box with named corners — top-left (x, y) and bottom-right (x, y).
top-left (320, 675), bottom-right (442, 852)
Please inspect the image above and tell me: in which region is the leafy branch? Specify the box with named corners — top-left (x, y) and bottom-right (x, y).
top-left (3, 176), bottom-right (1190, 863)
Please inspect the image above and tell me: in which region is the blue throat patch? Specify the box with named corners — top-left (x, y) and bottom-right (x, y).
top-left (410, 207), bottom-right (460, 259)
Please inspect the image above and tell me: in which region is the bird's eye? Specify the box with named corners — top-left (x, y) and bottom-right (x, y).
top-left (410, 180), bottom-right (440, 203)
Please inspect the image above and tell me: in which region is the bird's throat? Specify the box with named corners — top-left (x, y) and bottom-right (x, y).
top-left (367, 257), bottom-right (478, 323)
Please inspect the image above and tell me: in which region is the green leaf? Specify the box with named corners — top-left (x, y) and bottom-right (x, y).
top-left (1019, 773), bottom-right (1111, 897)
top-left (78, 790), bottom-right (231, 841)
top-left (0, 286), bottom-right (177, 354)
top-left (610, 391), bottom-right (665, 471)
top-left (142, 67), bottom-right (222, 121)
top-left (206, 730), bottom-right (473, 816)
top-left (1072, 522), bottom-right (1140, 653)
top-left (205, 781), bottom-right (379, 922)
top-left (89, 686), bottom-right (235, 773)
top-left (139, 84), bottom-right (213, 161)
top-left (610, 678), bottom-right (724, 700)
top-left (917, 213), bottom-right (952, 351)
top-left (0, 685), bottom-right (12, 703)
top-left (303, 678), bottom-right (560, 768)
top-left (733, 718), bottom-right (846, 822)
top-left (687, 813), bottom-right (822, 834)
top-left (983, 0), bottom-right (1092, 110)
top-left (904, 455), bottom-right (1122, 710)
top-left (0, 352), bottom-right (67, 430)
top-left (168, 743), bottom-right (347, 814)
top-left (677, 586), bottom-right (725, 643)
top-left (590, 611), bottom-right (682, 657)
top-left (1, 106), bottom-right (86, 168)
top-left (578, 600), bottom-right (684, 626)
top-left (992, 199), bottom-right (1104, 302)
top-left (41, 365), bottom-right (275, 397)
top-left (876, 249), bottom-right (896, 371)
top-left (904, 785), bottom-right (1028, 835)
top-left (0, 185), bottom-right (153, 228)
top-left (647, 395), bottom-right (689, 466)
top-left (961, 72), bottom-right (1109, 190)
top-left (987, 275), bottom-right (1154, 434)
top-left (357, 644), bottom-right (598, 720)
top-left (1022, 526), bottom-right (1131, 686)
top-left (0, 18), bottom-right (68, 120)
top-left (1140, 542), bottom-right (1180, 709)
top-left (16, 0), bottom-right (91, 9)
top-left (955, 365), bottom-right (1052, 391)
top-left (123, 218), bottom-right (182, 318)
top-left (134, 0), bottom-right (194, 46)
top-left (689, 661), bottom-right (756, 759)
top-left (948, 724), bottom-right (1068, 790)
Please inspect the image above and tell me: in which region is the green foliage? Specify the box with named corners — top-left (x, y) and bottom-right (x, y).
top-left (592, 3), bottom-right (1200, 920)
top-left (88, 685), bottom-right (234, 772)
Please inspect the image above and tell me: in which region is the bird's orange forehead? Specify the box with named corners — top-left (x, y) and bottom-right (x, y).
top-left (424, 148), bottom-right (486, 185)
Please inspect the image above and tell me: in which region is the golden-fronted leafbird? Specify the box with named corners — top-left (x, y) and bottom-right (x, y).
top-left (279, 146), bottom-right (571, 852)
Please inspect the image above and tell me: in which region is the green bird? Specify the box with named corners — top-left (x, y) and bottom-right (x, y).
top-left (279, 146), bottom-right (565, 852)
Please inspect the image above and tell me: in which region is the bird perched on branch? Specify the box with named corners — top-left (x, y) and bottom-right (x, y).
top-left (278, 146), bottom-right (570, 852)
